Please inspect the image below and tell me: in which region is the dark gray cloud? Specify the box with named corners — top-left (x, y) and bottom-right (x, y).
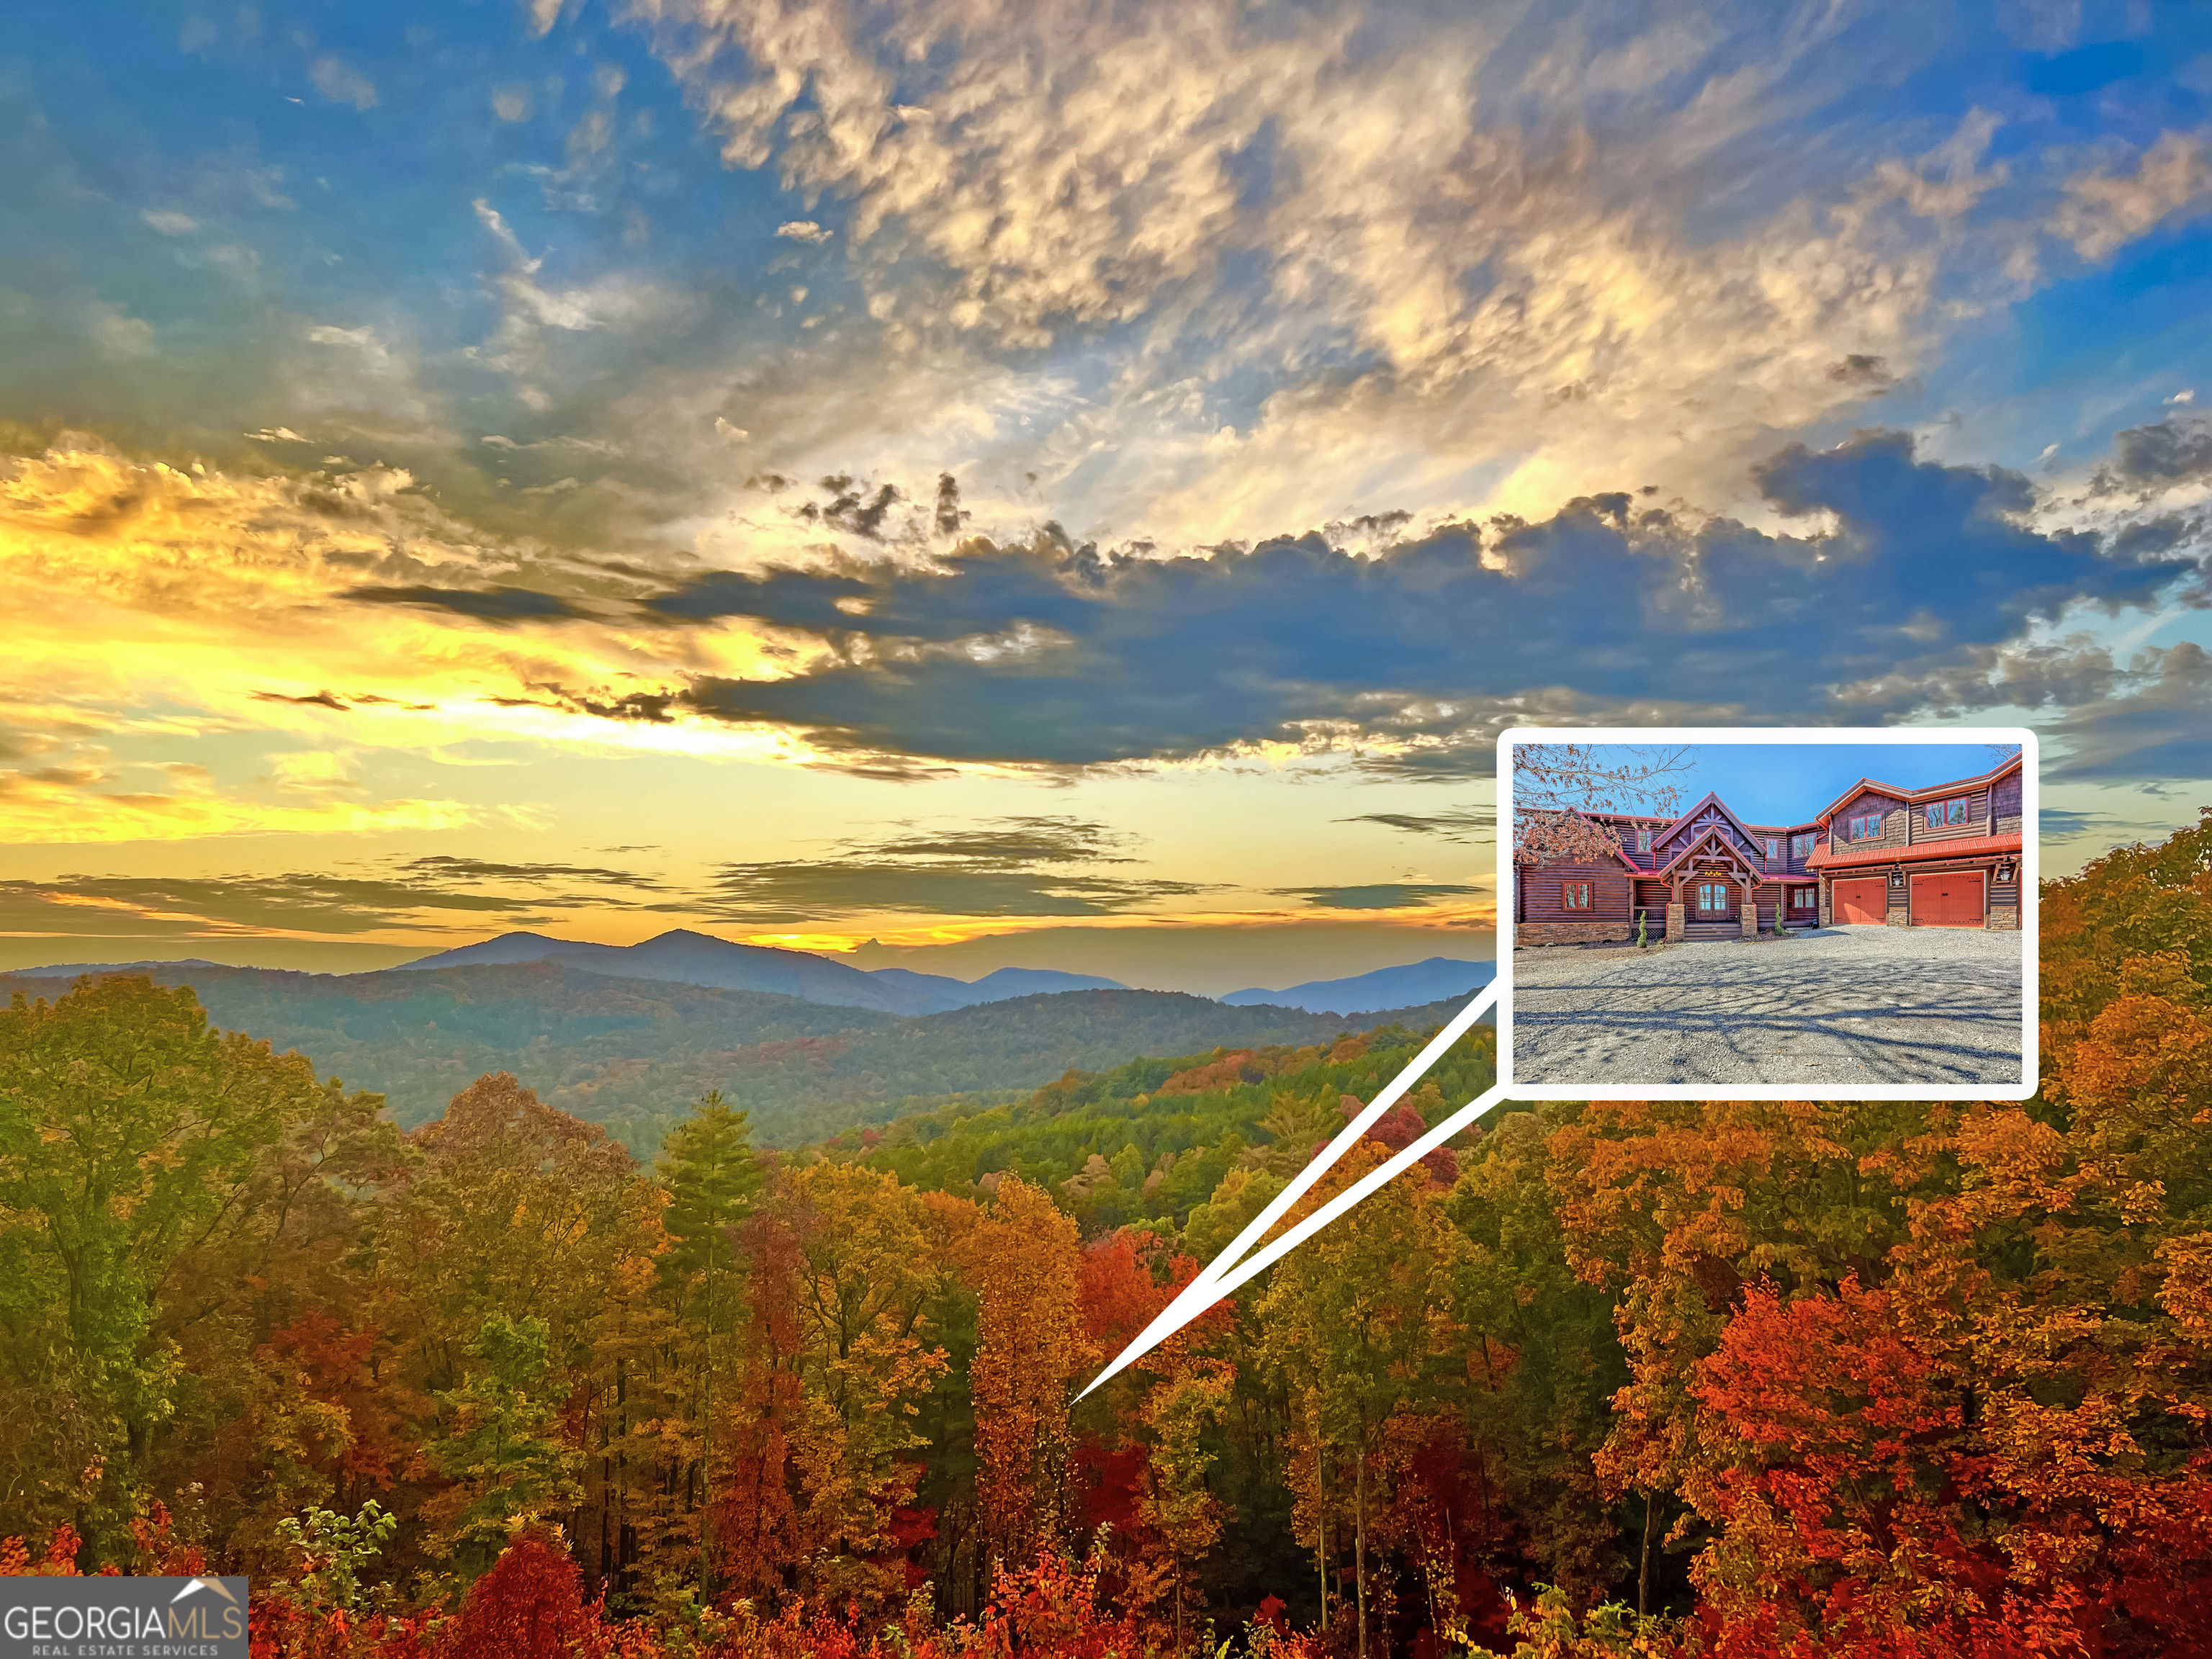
top-left (584, 431), bottom-right (2200, 775)
top-left (698, 814), bottom-right (1210, 923)
top-left (252, 689), bottom-right (439, 711)
top-left (254, 689), bottom-right (349, 710)
top-left (796, 474), bottom-right (902, 540)
top-left (2042, 642), bottom-right (2212, 783)
top-left (844, 817), bottom-right (1139, 868)
top-left (1270, 883), bottom-right (1482, 911)
top-left (1342, 808), bottom-right (1496, 840)
top-left (0, 873), bottom-right (536, 939)
top-left (0, 856), bottom-right (673, 942)
top-left (1826, 354), bottom-right (1896, 390)
top-left (400, 855), bottom-right (671, 891)
top-left (2095, 416), bottom-right (2212, 492)
top-left (934, 473), bottom-right (968, 538)
top-left (641, 567), bottom-right (872, 629)
top-left (347, 585), bottom-right (593, 624)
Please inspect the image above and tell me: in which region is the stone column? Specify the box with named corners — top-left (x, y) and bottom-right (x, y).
top-left (1665, 903), bottom-right (1684, 942)
top-left (1740, 900), bottom-right (1757, 939)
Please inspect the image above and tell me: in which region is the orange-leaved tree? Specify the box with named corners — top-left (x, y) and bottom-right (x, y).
top-left (960, 1174), bottom-right (1089, 1582)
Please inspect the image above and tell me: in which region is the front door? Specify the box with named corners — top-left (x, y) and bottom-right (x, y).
top-left (1694, 881), bottom-right (1731, 916)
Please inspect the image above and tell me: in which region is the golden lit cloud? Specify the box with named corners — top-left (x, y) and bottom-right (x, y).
top-left (0, 765), bottom-right (499, 844)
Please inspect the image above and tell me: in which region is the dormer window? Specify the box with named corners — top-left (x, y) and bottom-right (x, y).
top-left (1791, 832), bottom-right (1815, 859)
top-left (1845, 811), bottom-right (1883, 842)
top-left (1923, 798), bottom-right (1969, 829)
top-left (1765, 837), bottom-right (1779, 860)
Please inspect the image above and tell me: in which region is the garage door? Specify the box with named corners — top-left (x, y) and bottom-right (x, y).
top-left (1833, 877), bottom-right (1887, 925)
top-left (1911, 871), bottom-right (1984, 928)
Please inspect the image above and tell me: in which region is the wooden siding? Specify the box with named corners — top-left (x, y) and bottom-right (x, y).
top-left (1990, 863), bottom-right (2020, 913)
top-left (1563, 815), bottom-right (1688, 876)
top-left (1992, 769), bottom-right (2023, 836)
top-left (1741, 827), bottom-right (1822, 878)
top-left (1747, 881), bottom-right (1817, 929)
top-left (1827, 788), bottom-right (1907, 858)
top-left (1519, 861), bottom-right (1635, 924)
top-left (1907, 783), bottom-right (1989, 845)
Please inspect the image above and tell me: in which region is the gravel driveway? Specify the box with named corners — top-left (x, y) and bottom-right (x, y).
top-left (1509, 926), bottom-right (2025, 1087)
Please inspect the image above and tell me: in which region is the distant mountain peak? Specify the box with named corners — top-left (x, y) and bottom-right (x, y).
top-left (1221, 956), bottom-right (1495, 1016)
top-left (390, 927), bottom-right (1144, 1017)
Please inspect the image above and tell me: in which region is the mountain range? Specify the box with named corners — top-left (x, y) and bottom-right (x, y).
top-left (395, 929), bottom-right (1126, 1016)
top-left (0, 958), bottom-right (1475, 1152)
top-left (12, 931), bottom-right (1493, 1027)
top-left (1221, 956), bottom-right (1495, 1014)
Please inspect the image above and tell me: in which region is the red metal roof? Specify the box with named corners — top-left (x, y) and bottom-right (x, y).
top-left (1804, 832), bottom-right (2022, 871)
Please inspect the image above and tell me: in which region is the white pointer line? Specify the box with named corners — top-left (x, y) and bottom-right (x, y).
top-left (1076, 979), bottom-right (1501, 1399)
top-left (1155, 1082), bottom-right (1508, 1311)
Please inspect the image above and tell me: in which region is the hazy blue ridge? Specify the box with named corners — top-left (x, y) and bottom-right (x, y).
top-left (1220, 956), bottom-right (1496, 1014)
top-left (390, 930), bottom-right (1129, 1015)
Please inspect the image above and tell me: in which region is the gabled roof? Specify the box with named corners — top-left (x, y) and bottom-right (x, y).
top-left (1650, 790), bottom-right (1765, 855)
top-left (1651, 825), bottom-right (1766, 883)
top-left (1805, 832), bottom-right (2022, 871)
top-left (1575, 811), bottom-right (1647, 874)
top-left (1522, 809), bottom-right (1645, 873)
top-left (1811, 752), bottom-right (2023, 827)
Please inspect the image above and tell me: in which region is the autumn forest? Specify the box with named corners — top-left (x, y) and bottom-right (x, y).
top-left (4, 813), bottom-right (2211, 1658)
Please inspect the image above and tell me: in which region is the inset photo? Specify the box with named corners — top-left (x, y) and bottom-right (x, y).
top-left (1499, 729), bottom-right (2035, 1097)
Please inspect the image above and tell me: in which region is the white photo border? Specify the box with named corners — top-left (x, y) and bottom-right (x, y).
top-left (1495, 725), bottom-right (2039, 1102)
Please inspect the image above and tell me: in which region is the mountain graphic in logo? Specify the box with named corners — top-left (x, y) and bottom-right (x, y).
top-left (170, 1578), bottom-right (241, 1606)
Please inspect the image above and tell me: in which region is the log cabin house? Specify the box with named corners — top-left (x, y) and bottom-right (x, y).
top-left (1514, 752), bottom-right (2025, 945)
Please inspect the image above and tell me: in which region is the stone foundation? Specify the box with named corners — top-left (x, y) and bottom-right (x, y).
top-left (1887, 903), bottom-right (1909, 927)
top-left (1740, 902), bottom-right (1757, 939)
top-left (1665, 903), bottom-right (1684, 943)
top-left (1986, 907), bottom-right (2020, 930)
top-left (1518, 921), bottom-right (1633, 947)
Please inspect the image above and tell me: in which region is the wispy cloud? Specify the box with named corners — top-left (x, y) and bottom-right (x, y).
top-left (700, 816), bottom-right (1211, 922)
top-left (1271, 883), bottom-right (1483, 912)
top-left (309, 55), bottom-right (379, 112)
top-left (2054, 127), bottom-right (2212, 260)
top-left (1341, 808), bottom-right (1496, 842)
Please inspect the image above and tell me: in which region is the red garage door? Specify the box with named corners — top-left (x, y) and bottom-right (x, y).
top-left (1833, 878), bottom-right (1887, 925)
top-left (1911, 871), bottom-right (1984, 928)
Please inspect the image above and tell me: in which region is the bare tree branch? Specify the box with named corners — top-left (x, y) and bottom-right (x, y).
top-left (1512, 743), bottom-right (1694, 865)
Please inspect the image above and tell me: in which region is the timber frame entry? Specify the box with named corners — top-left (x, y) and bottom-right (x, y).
top-left (1514, 754), bottom-right (2025, 946)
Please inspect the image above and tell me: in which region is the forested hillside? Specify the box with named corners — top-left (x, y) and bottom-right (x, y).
top-left (1, 814), bottom-right (2209, 1659)
top-left (0, 960), bottom-right (1466, 1151)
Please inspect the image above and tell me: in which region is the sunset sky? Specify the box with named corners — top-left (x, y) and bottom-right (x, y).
top-left (4, 0), bottom-right (2211, 990)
